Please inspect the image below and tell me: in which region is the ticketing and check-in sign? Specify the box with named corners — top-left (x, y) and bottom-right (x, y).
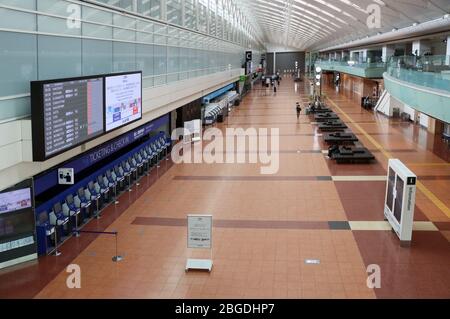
top-left (187, 215), bottom-right (212, 249)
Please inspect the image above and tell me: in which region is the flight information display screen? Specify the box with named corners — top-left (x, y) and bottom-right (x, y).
top-left (105, 72), bottom-right (142, 132)
top-left (32, 76), bottom-right (104, 160)
top-left (42, 78), bottom-right (104, 156)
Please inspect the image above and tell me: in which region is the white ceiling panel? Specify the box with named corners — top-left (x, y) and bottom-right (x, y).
top-left (238, 0), bottom-right (450, 50)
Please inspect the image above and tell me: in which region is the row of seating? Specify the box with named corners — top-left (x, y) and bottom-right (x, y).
top-left (303, 101), bottom-right (375, 164)
top-left (36, 136), bottom-right (171, 253)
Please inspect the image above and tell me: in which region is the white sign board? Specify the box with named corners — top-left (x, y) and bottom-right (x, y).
top-left (58, 168), bottom-right (74, 185)
top-left (187, 214), bottom-right (212, 249)
top-left (384, 159), bottom-right (416, 246)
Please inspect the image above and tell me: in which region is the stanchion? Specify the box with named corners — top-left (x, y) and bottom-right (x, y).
top-left (94, 197), bottom-right (101, 219)
top-left (127, 173), bottom-right (132, 192)
top-left (112, 234), bottom-right (123, 262)
top-left (53, 227), bottom-right (61, 256)
top-left (74, 230), bottom-right (123, 262)
top-left (113, 183), bottom-right (119, 205)
top-left (74, 213), bottom-right (80, 237)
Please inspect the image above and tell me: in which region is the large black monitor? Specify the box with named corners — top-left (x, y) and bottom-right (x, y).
top-left (31, 75), bottom-right (105, 161)
top-left (105, 71), bottom-right (142, 132)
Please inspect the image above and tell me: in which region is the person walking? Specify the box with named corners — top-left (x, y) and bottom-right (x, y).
top-left (296, 103), bottom-right (302, 120)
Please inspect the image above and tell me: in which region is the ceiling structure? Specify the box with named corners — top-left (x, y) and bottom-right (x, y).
top-left (239, 0), bottom-right (450, 51)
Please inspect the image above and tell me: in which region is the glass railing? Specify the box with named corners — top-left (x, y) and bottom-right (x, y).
top-left (314, 60), bottom-right (386, 78)
top-left (387, 55), bottom-right (450, 92)
top-left (315, 60), bottom-right (386, 69)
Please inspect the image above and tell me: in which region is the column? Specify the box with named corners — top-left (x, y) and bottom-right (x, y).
top-left (382, 45), bottom-right (395, 63)
top-left (412, 40), bottom-right (431, 56)
top-left (446, 35), bottom-right (450, 65)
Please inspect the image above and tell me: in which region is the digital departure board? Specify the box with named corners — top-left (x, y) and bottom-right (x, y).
top-left (105, 72), bottom-right (142, 132)
top-left (31, 76), bottom-right (104, 161)
top-left (31, 71), bottom-right (143, 161)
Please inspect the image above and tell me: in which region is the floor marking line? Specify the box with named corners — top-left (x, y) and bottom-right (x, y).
top-left (331, 176), bottom-right (387, 182)
top-left (327, 97), bottom-right (450, 218)
top-left (407, 163), bottom-right (450, 167)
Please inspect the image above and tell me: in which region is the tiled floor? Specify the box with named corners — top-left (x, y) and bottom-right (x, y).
top-left (1, 77), bottom-right (449, 299)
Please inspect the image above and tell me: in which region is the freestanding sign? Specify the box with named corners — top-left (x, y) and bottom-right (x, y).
top-left (186, 214), bottom-right (213, 271)
top-left (384, 159), bottom-right (416, 247)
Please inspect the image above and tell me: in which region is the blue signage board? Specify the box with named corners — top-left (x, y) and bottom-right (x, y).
top-left (34, 114), bottom-right (169, 196)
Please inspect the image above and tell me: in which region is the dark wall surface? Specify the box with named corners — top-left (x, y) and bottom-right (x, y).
top-left (266, 53), bottom-right (274, 75)
top-left (272, 51), bottom-right (306, 75)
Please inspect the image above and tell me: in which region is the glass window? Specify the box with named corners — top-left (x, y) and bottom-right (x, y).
top-left (137, 0), bottom-right (162, 19)
top-left (166, 0), bottom-right (182, 25)
top-left (82, 39), bottom-right (113, 75)
top-left (0, 0), bottom-right (36, 10)
top-left (136, 43), bottom-right (154, 87)
top-left (0, 32), bottom-right (37, 96)
top-left (209, 0), bottom-right (216, 36)
top-left (95, 0), bottom-right (134, 11)
top-left (198, 0), bottom-right (208, 33)
top-left (113, 42), bottom-right (136, 72)
top-left (184, 0), bottom-right (196, 30)
top-left (167, 46), bottom-right (179, 82)
top-left (0, 8), bottom-right (36, 31)
top-left (37, 35), bottom-right (82, 80)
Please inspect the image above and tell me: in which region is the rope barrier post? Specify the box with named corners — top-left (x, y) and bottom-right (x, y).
top-left (112, 231), bottom-right (123, 262)
top-left (136, 167), bottom-right (140, 187)
top-left (75, 230), bottom-right (123, 262)
top-left (53, 227), bottom-right (61, 256)
top-left (74, 212), bottom-right (80, 237)
top-left (127, 173), bottom-right (132, 192)
top-left (95, 197), bottom-right (100, 219)
top-left (114, 183), bottom-right (119, 205)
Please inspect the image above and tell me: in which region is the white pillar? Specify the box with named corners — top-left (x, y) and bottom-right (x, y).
top-left (273, 52), bottom-right (276, 75)
top-left (412, 40), bottom-right (431, 56)
top-left (382, 45), bottom-right (395, 63)
top-left (446, 36), bottom-right (450, 65)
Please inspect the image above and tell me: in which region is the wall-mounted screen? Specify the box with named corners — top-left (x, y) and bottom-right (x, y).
top-left (31, 76), bottom-right (104, 161)
top-left (105, 72), bottom-right (142, 132)
top-left (0, 188), bottom-right (32, 215)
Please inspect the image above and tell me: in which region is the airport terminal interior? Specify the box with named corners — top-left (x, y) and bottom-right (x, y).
top-left (0, 0), bottom-right (449, 300)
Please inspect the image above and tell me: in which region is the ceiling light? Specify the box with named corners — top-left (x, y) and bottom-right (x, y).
top-left (315, 66), bottom-right (322, 73)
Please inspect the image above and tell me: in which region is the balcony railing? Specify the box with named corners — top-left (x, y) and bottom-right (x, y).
top-left (387, 55), bottom-right (450, 93)
top-left (314, 60), bottom-right (386, 78)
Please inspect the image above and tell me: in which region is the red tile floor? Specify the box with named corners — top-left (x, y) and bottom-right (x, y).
top-left (0, 78), bottom-right (449, 299)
